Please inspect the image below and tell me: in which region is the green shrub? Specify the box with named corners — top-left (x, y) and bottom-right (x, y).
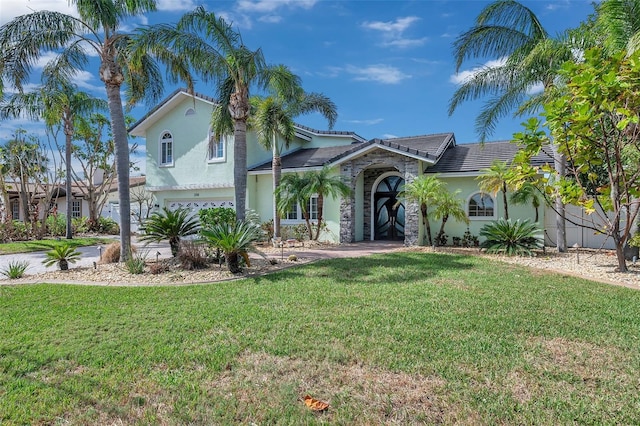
top-left (198, 207), bottom-right (236, 230)
top-left (97, 217), bottom-right (120, 235)
top-left (10, 220), bottom-right (31, 241)
top-left (45, 214), bottom-right (66, 236)
top-left (479, 219), bottom-right (543, 256)
top-left (42, 244), bottom-right (81, 270)
top-left (1, 260), bottom-right (30, 279)
top-left (201, 220), bottom-right (261, 273)
top-left (139, 207), bottom-right (200, 257)
top-left (124, 251), bottom-right (146, 274)
top-left (72, 216), bottom-right (90, 234)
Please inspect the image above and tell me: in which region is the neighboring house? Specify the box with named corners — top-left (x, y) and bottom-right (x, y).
top-left (130, 89), bottom-right (617, 249)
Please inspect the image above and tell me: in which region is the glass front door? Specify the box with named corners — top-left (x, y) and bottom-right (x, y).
top-left (374, 175), bottom-right (405, 241)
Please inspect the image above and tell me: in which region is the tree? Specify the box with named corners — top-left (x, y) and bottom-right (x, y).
top-left (397, 175), bottom-right (444, 246)
top-left (510, 182), bottom-right (541, 222)
top-left (0, 80), bottom-right (106, 239)
top-left (516, 49), bottom-right (640, 272)
top-left (304, 167), bottom-right (350, 240)
top-left (138, 207), bottom-right (200, 257)
top-left (477, 160), bottom-right (512, 220)
top-left (596, 0), bottom-right (640, 56)
top-left (449, 0), bottom-right (583, 252)
top-left (0, 0), bottom-right (193, 260)
top-left (275, 173), bottom-right (314, 240)
top-left (133, 6), bottom-right (299, 222)
top-left (432, 189), bottom-right (469, 245)
top-left (250, 70), bottom-right (337, 239)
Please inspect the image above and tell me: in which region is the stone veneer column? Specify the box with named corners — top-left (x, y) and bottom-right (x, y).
top-left (403, 159), bottom-right (420, 246)
top-left (340, 162), bottom-right (355, 243)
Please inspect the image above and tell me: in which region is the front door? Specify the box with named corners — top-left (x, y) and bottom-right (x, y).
top-left (374, 175), bottom-right (405, 241)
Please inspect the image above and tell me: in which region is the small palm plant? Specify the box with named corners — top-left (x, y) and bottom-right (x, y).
top-left (1, 260), bottom-right (30, 279)
top-left (42, 245), bottom-right (81, 271)
top-left (479, 219), bottom-right (543, 256)
top-left (200, 221), bottom-right (262, 273)
top-left (138, 207), bottom-right (201, 257)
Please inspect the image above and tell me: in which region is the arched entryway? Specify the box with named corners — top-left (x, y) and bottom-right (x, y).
top-left (372, 173), bottom-right (405, 241)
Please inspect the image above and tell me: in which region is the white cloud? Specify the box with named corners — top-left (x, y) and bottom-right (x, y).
top-left (362, 16), bottom-right (425, 49)
top-left (258, 15), bottom-right (283, 23)
top-left (382, 134), bottom-right (399, 139)
top-left (237, 0), bottom-right (317, 13)
top-left (344, 118), bottom-right (384, 125)
top-left (449, 58), bottom-right (507, 85)
top-left (156, 0), bottom-right (198, 12)
top-left (346, 64), bottom-right (410, 84)
top-left (0, 0), bottom-right (78, 25)
top-left (362, 16), bottom-right (420, 33)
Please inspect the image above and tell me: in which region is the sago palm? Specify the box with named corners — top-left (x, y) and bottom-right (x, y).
top-left (42, 245), bottom-right (81, 271)
top-left (200, 221), bottom-right (261, 274)
top-left (138, 207), bottom-right (201, 257)
top-left (480, 218), bottom-right (543, 256)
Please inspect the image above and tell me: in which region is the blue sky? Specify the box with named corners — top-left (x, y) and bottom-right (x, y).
top-left (1, 0), bottom-right (596, 174)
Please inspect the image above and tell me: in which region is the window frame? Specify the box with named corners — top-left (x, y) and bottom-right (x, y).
top-left (281, 196), bottom-right (319, 224)
top-left (10, 199), bottom-right (20, 220)
top-left (207, 131), bottom-right (226, 163)
top-left (467, 192), bottom-right (495, 219)
top-left (71, 200), bottom-right (82, 218)
top-left (159, 131), bottom-right (174, 167)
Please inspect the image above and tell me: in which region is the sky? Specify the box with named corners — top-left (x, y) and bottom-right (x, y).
top-left (0, 0), bottom-right (597, 175)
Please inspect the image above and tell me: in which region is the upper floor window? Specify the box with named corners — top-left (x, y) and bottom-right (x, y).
top-left (468, 192), bottom-right (494, 218)
top-left (160, 131), bottom-right (173, 166)
top-left (208, 132), bottom-right (226, 162)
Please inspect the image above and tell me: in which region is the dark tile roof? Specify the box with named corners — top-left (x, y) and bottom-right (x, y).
top-left (294, 123), bottom-right (367, 142)
top-left (378, 133), bottom-right (455, 162)
top-left (425, 140), bottom-right (554, 174)
top-left (249, 143), bottom-right (371, 171)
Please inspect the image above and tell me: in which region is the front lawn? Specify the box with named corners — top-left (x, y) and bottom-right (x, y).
top-left (1, 252), bottom-right (639, 424)
top-left (0, 237), bottom-right (113, 255)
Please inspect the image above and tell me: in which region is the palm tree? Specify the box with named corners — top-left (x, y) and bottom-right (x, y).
top-left (250, 70), bottom-right (337, 239)
top-left (432, 189), bottom-right (469, 246)
top-left (0, 0), bottom-right (193, 260)
top-left (135, 7), bottom-right (299, 222)
top-left (200, 221), bottom-right (261, 274)
top-left (596, 0), bottom-right (640, 56)
top-left (275, 173), bottom-right (314, 240)
top-left (478, 160), bottom-right (512, 220)
top-left (397, 175), bottom-right (444, 246)
top-left (138, 207), bottom-right (201, 257)
top-left (0, 80), bottom-right (106, 239)
top-left (304, 167), bottom-right (350, 240)
top-left (510, 182), bottom-right (541, 222)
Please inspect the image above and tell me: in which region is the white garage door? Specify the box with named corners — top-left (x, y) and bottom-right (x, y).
top-left (166, 199), bottom-right (234, 215)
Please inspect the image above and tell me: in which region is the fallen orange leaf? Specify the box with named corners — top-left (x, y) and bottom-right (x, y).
top-left (303, 394), bottom-right (329, 411)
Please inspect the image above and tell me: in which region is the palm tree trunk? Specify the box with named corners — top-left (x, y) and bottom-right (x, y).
top-left (553, 146), bottom-right (567, 252)
top-left (233, 119), bottom-right (248, 222)
top-left (104, 80), bottom-right (131, 261)
top-left (421, 203), bottom-right (433, 246)
top-left (314, 194), bottom-right (324, 240)
top-left (272, 141), bottom-right (281, 238)
top-left (64, 115), bottom-right (73, 240)
top-left (502, 182), bottom-right (509, 220)
top-left (437, 215), bottom-right (449, 242)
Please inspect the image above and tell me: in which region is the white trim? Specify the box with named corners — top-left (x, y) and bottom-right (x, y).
top-left (467, 191), bottom-right (496, 220)
top-left (293, 125), bottom-right (367, 143)
top-left (326, 143), bottom-right (436, 169)
top-left (425, 171), bottom-right (483, 178)
top-left (207, 130), bottom-right (227, 163)
top-left (281, 195), bottom-right (319, 225)
top-left (159, 130), bottom-right (174, 167)
top-left (248, 166), bottom-right (324, 175)
top-left (147, 183), bottom-right (234, 192)
top-left (370, 171), bottom-right (403, 241)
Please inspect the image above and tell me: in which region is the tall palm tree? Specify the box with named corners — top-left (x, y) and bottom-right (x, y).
top-left (510, 182), bottom-right (541, 222)
top-left (304, 166), bottom-right (350, 240)
top-left (596, 0), bottom-right (640, 56)
top-left (0, 0), bottom-right (193, 260)
top-left (397, 175), bottom-right (444, 246)
top-left (432, 189), bottom-right (469, 245)
top-left (478, 160), bottom-right (512, 220)
top-left (0, 80), bottom-right (106, 239)
top-left (449, 0), bottom-right (582, 252)
top-left (250, 70), bottom-right (337, 239)
top-left (135, 6), bottom-right (299, 222)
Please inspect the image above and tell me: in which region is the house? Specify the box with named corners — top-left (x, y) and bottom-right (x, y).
top-left (130, 89), bottom-right (617, 249)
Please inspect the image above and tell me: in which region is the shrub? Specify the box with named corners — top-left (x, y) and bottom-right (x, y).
top-left (10, 220), bottom-right (31, 241)
top-left (149, 261), bottom-right (170, 275)
top-left (452, 236), bottom-right (462, 247)
top-left (101, 242), bottom-right (136, 263)
top-left (479, 219), bottom-right (543, 256)
top-left (124, 251), bottom-right (146, 274)
top-left (199, 207), bottom-right (236, 229)
top-left (45, 214), bottom-right (66, 236)
top-left (435, 232), bottom-right (448, 247)
top-left (292, 223), bottom-right (308, 242)
top-left (42, 244), bottom-right (81, 270)
top-left (261, 219), bottom-right (274, 242)
top-left (201, 220), bottom-right (261, 273)
top-left (97, 217), bottom-right (120, 235)
top-left (1, 260), bottom-right (30, 279)
top-left (462, 228), bottom-right (479, 248)
top-left (178, 240), bottom-right (209, 270)
top-left (139, 207), bottom-right (200, 257)
top-left (72, 216), bottom-right (90, 234)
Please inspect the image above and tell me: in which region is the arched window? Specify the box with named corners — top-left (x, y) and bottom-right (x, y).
top-left (185, 107), bottom-right (196, 116)
top-left (159, 131), bottom-right (173, 166)
top-left (208, 131), bottom-right (225, 162)
top-left (468, 192), bottom-right (494, 218)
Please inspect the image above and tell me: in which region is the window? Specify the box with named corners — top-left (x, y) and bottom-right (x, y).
top-left (283, 196), bottom-right (319, 223)
top-left (11, 199), bottom-right (20, 220)
top-left (468, 193), bottom-right (494, 218)
top-left (71, 200), bottom-right (82, 218)
top-left (185, 108), bottom-right (196, 116)
top-left (160, 131), bottom-right (173, 166)
top-left (208, 132), bottom-right (225, 162)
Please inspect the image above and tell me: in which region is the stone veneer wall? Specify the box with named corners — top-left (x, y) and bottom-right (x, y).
top-left (340, 149), bottom-right (420, 246)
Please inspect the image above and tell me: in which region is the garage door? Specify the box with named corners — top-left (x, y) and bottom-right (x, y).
top-left (166, 199), bottom-right (234, 215)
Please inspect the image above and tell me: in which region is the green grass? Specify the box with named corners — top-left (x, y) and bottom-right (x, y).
top-left (1, 252), bottom-right (639, 425)
top-left (0, 237), bottom-right (113, 255)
